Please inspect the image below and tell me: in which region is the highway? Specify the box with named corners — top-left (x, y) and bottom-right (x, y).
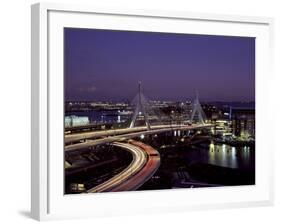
top-left (65, 123), bottom-right (213, 152)
top-left (65, 123), bottom-right (213, 193)
top-left (65, 124), bottom-right (213, 144)
top-left (109, 140), bottom-right (160, 192)
top-left (86, 141), bottom-right (160, 193)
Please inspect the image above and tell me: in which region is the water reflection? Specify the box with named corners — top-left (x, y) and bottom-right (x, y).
top-left (208, 143), bottom-right (235, 168)
top-left (209, 143), bottom-right (216, 165)
top-left (205, 143), bottom-right (254, 169)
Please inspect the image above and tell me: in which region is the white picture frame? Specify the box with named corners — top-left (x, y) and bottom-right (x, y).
top-left (31, 2), bottom-right (274, 221)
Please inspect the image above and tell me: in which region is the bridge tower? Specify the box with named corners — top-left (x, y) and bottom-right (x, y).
top-left (129, 82), bottom-right (151, 130)
top-left (190, 91), bottom-right (206, 124)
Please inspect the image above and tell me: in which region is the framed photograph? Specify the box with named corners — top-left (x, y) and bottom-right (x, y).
top-left (31, 2), bottom-right (274, 221)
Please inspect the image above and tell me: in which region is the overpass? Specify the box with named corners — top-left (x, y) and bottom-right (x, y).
top-left (65, 124), bottom-right (204, 144)
top-left (65, 123), bottom-right (213, 152)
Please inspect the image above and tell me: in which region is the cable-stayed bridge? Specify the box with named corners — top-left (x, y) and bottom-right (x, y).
top-left (128, 82), bottom-right (207, 130)
top-left (65, 82), bottom-right (213, 193)
top-left (65, 82), bottom-right (211, 145)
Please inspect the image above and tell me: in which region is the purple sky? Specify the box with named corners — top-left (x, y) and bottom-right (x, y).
top-left (64, 28), bottom-right (255, 102)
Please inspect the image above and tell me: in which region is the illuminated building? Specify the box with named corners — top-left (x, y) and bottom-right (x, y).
top-left (231, 108), bottom-right (255, 139)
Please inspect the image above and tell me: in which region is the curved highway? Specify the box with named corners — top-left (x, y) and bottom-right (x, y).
top-left (65, 124), bottom-right (213, 193)
top-left (86, 142), bottom-right (147, 193)
top-left (86, 141), bottom-right (160, 193)
top-left (109, 140), bottom-right (160, 192)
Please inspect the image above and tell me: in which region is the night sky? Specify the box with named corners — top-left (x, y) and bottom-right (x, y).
top-left (64, 28), bottom-right (255, 102)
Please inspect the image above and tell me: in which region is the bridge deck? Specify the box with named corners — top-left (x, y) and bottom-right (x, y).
top-left (65, 124), bottom-right (213, 144)
top-left (65, 124), bottom-right (214, 152)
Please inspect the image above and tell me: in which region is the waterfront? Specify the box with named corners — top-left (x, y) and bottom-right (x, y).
top-left (65, 108), bottom-right (255, 192)
top-left (137, 134), bottom-right (255, 190)
top-left (65, 125), bottom-right (255, 193)
top-left (65, 110), bottom-right (129, 124)
top-left (187, 143), bottom-right (254, 171)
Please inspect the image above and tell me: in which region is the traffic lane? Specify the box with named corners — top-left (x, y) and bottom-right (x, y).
top-left (86, 142), bottom-right (147, 193)
top-left (110, 155), bottom-right (160, 192)
top-left (109, 140), bottom-right (160, 192)
top-left (65, 124), bottom-right (213, 152)
top-left (65, 124), bottom-right (213, 144)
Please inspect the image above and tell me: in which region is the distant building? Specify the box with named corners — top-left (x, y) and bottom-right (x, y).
top-left (65, 115), bottom-right (90, 128)
top-left (231, 108), bottom-right (255, 139)
top-left (213, 120), bottom-right (232, 138)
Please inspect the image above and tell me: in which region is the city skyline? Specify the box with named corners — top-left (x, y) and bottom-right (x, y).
top-left (64, 28), bottom-right (255, 102)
